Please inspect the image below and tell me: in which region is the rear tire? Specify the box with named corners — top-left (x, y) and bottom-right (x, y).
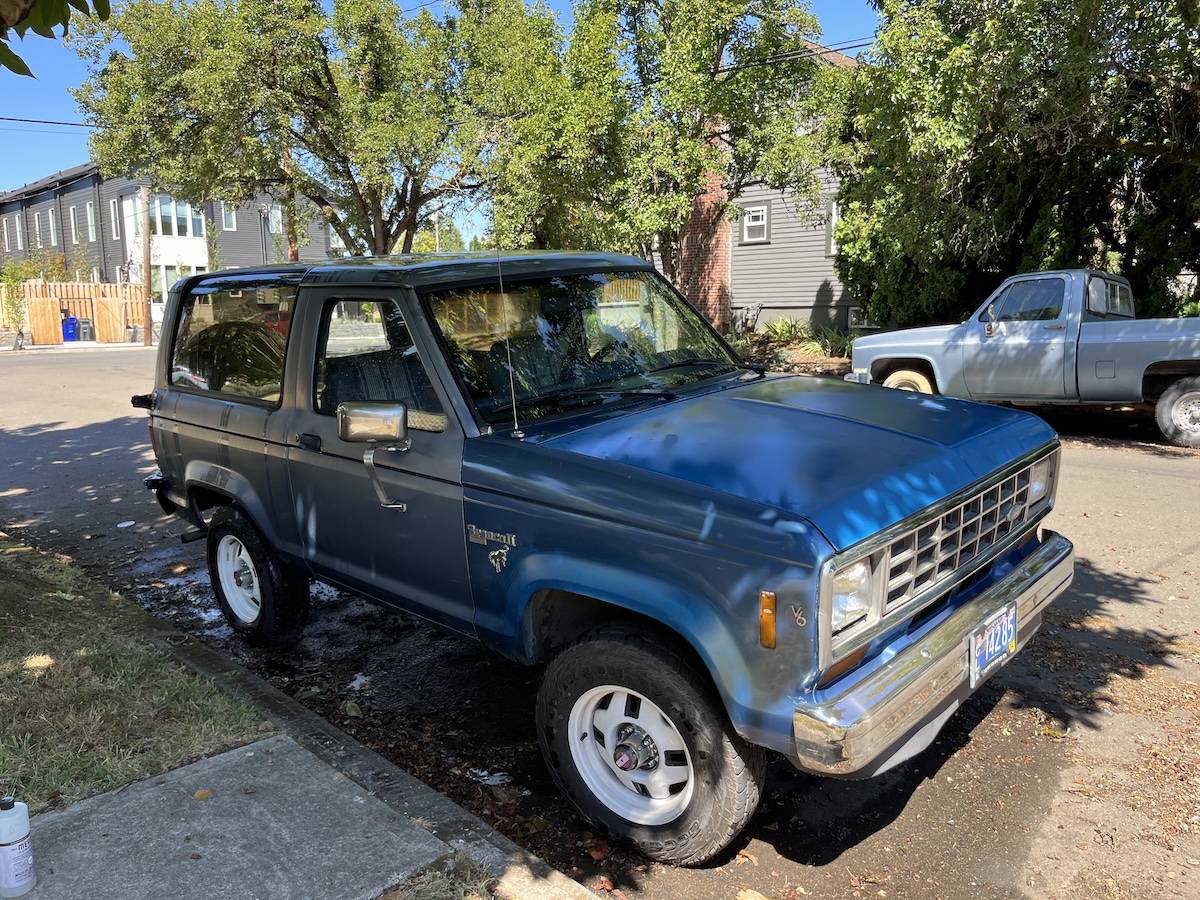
top-left (536, 626), bottom-right (766, 866)
top-left (206, 507), bottom-right (310, 647)
top-left (882, 368), bottom-right (935, 393)
top-left (1155, 376), bottom-right (1200, 448)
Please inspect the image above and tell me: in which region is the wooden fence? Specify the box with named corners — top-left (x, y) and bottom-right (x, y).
top-left (18, 282), bottom-right (149, 346)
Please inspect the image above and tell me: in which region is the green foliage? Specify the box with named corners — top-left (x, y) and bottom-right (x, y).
top-left (73, 0), bottom-right (560, 255)
top-left (490, 0), bottom-right (833, 286)
top-left (833, 0), bottom-right (1200, 325)
top-left (1182, 299), bottom-right (1200, 317)
top-left (0, 0), bottom-right (109, 75)
top-left (763, 317), bottom-right (811, 342)
top-left (408, 217), bottom-right (466, 254)
top-left (760, 318), bottom-right (854, 356)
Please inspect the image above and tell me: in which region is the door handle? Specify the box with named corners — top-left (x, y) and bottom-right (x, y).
top-left (1042, 323), bottom-right (1066, 331)
top-left (296, 433), bottom-right (322, 452)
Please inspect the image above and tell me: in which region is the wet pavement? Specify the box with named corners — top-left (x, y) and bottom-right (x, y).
top-left (2, 347), bottom-right (1198, 899)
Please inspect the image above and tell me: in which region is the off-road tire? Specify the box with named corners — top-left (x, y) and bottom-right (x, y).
top-left (1155, 376), bottom-right (1200, 449)
top-left (206, 506), bottom-right (310, 647)
top-left (882, 367), bottom-right (935, 393)
top-left (536, 626), bottom-right (766, 866)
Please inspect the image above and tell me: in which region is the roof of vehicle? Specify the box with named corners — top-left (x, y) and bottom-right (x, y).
top-left (187, 251), bottom-right (657, 291)
top-left (1002, 268), bottom-right (1131, 283)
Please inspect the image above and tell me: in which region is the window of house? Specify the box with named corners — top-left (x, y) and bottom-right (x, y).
top-left (2, 218), bottom-right (9, 252)
top-left (190, 204), bottom-right (204, 237)
top-left (86, 202), bottom-right (96, 242)
top-left (741, 204), bottom-right (769, 244)
top-left (825, 199), bottom-right (840, 257)
top-left (174, 200), bottom-right (189, 237)
top-left (268, 203), bottom-right (283, 235)
top-left (15, 213), bottom-right (22, 250)
top-left (69, 206), bottom-right (79, 244)
top-left (157, 194), bottom-right (174, 236)
top-left (222, 201), bottom-right (237, 231)
top-left (170, 278), bottom-right (299, 402)
top-left (34, 212), bottom-right (43, 248)
top-left (110, 199), bottom-right (120, 239)
top-left (48, 208), bottom-right (57, 246)
top-left (314, 299), bottom-right (446, 431)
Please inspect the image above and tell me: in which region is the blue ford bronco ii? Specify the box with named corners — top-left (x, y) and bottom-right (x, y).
top-left (137, 252), bottom-right (1074, 864)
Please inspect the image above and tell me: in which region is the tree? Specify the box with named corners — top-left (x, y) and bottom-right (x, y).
top-left (408, 215), bottom-right (466, 253)
top-left (73, 0), bottom-right (561, 255)
top-left (490, 0), bottom-right (834, 285)
top-left (833, 0), bottom-right (1200, 326)
top-left (1, 0), bottom-right (108, 75)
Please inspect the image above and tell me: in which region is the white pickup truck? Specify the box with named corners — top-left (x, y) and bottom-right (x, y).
top-left (847, 269), bottom-right (1200, 447)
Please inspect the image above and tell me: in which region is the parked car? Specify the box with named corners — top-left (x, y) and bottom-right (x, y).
top-left (846, 270), bottom-right (1200, 447)
top-left (135, 253), bottom-right (1075, 865)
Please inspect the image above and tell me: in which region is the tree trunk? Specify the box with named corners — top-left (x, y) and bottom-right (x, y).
top-left (281, 147), bottom-right (300, 262)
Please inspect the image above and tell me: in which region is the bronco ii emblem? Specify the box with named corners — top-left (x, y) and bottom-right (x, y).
top-left (467, 524), bottom-right (518, 548)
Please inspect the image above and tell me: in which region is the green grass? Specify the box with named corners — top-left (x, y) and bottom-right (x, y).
top-left (0, 536), bottom-right (265, 813)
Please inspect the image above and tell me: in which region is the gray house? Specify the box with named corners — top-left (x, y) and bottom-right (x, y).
top-left (0, 162), bottom-right (336, 313)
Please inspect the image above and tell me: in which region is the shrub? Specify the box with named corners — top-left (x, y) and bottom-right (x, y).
top-left (763, 317), bottom-right (810, 342)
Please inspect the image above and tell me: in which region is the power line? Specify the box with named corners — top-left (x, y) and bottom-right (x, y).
top-left (0, 115), bottom-right (93, 127)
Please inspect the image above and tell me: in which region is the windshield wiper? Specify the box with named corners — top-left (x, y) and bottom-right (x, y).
top-left (525, 385), bottom-right (678, 409)
top-left (647, 358), bottom-right (766, 378)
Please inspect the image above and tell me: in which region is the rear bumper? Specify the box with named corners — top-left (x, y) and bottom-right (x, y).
top-left (791, 531), bottom-right (1073, 776)
top-left (844, 371), bottom-right (871, 384)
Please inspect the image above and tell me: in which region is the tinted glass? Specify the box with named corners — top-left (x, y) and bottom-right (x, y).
top-left (996, 279), bottom-right (1064, 322)
top-left (170, 279), bottom-right (297, 402)
top-left (426, 270), bottom-right (740, 425)
top-left (314, 300), bottom-right (446, 432)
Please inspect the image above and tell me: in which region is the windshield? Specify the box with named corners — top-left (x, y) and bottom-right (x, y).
top-left (426, 269), bottom-right (741, 425)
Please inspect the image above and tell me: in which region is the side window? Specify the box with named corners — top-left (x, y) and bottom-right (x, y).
top-left (1107, 281), bottom-right (1134, 318)
top-left (314, 299), bottom-right (447, 432)
top-left (980, 286), bottom-right (1011, 322)
top-left (996, 279), bottom-right (1064, 322)
top-left (170, 279), bottom-right (296, 402)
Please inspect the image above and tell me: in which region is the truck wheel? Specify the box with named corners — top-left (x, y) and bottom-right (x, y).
top-left (882, 368), bottom-right (935, 393)
top-left (1155, 376), bottom-right (1200, 448)
top-left (206, 507), bottom-right (310, 647)
top-left (536, 626), bottom-right (766, 866)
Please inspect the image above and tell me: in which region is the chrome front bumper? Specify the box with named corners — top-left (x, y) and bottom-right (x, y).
top-left (844, 371), bottom-right (871, 384)
top-left (792, 531), bottom-right (1074, 776)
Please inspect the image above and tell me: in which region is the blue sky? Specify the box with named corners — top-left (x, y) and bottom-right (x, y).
top-left (0, 0), bottom-right (878, 209)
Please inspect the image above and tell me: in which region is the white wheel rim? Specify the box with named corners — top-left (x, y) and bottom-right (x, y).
top-left (216, 535), bottom-right (262, 624)
top-left (1173, 391), bottom-right (1200, 434)
top-left (567, 685), bottom-right (695, 826)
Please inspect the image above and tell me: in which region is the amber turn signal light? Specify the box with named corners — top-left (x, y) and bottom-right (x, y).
top-left (759, 591), bottom-right (777, 649)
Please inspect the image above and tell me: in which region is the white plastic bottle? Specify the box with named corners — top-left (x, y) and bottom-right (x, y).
top-left (0, 797), bottom-right (35, 898)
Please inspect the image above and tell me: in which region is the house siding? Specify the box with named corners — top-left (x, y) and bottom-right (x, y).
top-left (729, 173), bottom-right (852, 330)
top-left (2, 164), bottom-right (329, 283)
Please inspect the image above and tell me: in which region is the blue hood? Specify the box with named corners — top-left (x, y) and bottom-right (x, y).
top-left (541, 376), bottom-right (1056, 551)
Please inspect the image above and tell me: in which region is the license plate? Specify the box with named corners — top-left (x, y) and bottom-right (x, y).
top-left (969, 603), bottom-right (1019, 688)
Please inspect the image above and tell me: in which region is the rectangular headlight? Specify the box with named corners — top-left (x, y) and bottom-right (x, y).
top-left (1027, 453), bottom-right (1057, 506)
top-left (830, 558), bottom-right (875, 633)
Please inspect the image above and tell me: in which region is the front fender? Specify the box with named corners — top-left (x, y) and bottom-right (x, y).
top-left (467, 497), bottom-right (826, 755)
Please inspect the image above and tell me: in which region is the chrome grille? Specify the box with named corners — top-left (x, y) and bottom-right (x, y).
top-left (881, 462), bottom-right (1040, 613)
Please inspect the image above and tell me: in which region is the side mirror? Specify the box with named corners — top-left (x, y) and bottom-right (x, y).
top-left (337, 401), bottom-right (410, 448)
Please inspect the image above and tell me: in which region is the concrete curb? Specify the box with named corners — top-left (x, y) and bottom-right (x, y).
top-left (143, 624), bottom-right (594, 900)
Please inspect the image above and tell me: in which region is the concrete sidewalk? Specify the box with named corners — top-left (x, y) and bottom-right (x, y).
top-left (28, 735), bottom-right (447, 899)
top-left (20, 630), bottom-right (593, 900)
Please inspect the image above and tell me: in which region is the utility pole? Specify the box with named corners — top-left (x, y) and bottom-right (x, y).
top-left (140, 184), bottom-right (152, 346)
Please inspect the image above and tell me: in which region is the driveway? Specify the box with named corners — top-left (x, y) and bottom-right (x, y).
top-left (2, 346), bottom-right (1197, 899)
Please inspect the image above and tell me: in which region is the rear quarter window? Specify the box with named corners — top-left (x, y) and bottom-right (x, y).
top-left (170, 278), bottom-right (298, 403)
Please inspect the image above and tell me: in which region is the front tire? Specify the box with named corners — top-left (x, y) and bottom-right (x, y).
top-left (1155, 376), bottom-right (1200, 448)
top-left (206, 507), bottom-right (310, 647)
top-left (882, 367), bottom-right (935, 393)
top-left (536, 627), bottom-right (766, 866)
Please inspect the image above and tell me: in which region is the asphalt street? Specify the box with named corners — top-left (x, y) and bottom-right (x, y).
top-left (1, 345), bottom-right (1197, 899)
